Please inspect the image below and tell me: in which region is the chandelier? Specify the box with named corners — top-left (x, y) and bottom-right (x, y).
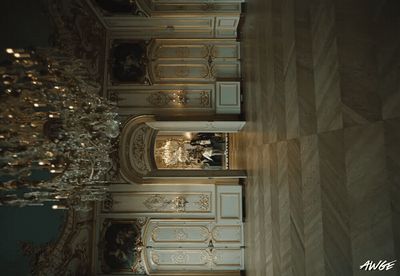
top-left (0, 47), bottom-right (119, 211)
top-left (158, 139), bottom-right (190, 166)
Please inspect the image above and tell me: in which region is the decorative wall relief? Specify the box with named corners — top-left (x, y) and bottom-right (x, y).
top-left (154, 44), bottom-right (209, 59)
top-left (99, 218), bottom-right (147, 274)
top-left (194, 194), bottom-right (210, 211)
top-left (143, 194), bottom-right (211, 213)
top-left (147, 248), bottom-right (214, 269)
top-left (143, 194), bottom-right (188, 212)
top-left (102, 192), bottom-right (213, 214)
top-left (147, 90), bottom-right (188, 106)
top-left (143, 194), bottom-right (169, 211)
top-left (171, 251), bottom-right (189, 264)
top-left (152, 2), bottom-right (240, 13)
top-left (200, 91), bottom-right (211, 107)
top-left (145, 221), bottom-right (243, 247)
top-left (146, 248), bottom-right (242, 271)
top-left (147, 91), bottom-right (170, 107)
top-left (148, 39), bottom-right (240, 83)
top-left (153, 63), bottom-right (211, 81)
top-left (151, 252), bottom-right (160, 265)
top-left (112, 89), bottom-right (212, 112)
top-left (147, 90), bottom-right (210, 108)
top-left (200, 249), bottom-right (218, 265)
top-left (174, 228), bottom-right (189, 241)
top-left (118, 116), bottom-right (158, 184)
top-left (103, 193), bottom-right (114, 212)
top-left (131, 126), bottom-right (148, 173)
top-left (150, 225), bottom-right (210, 244)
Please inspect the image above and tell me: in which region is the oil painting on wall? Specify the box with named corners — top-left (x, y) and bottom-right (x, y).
top-left (110, 41), bottom-right (148, 84)
top-left (100, 219), bottom-right (146, 274)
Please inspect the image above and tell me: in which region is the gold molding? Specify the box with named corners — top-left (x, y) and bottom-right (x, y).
top-left (150, 225), bottom-right (210, 243)
top-left (102, 192), bottom-right (213, 214)
top-left (211, 225), bottom-right (242, 243)
top-left (219, 193), bottom-right (241, 220)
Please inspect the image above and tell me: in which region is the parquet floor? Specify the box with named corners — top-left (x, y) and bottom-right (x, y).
top-left (236, 0), bottom-right (400, 275)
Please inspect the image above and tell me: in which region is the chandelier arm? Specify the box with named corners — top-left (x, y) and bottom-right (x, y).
top-left (0, 47), bottom-right (119, 210)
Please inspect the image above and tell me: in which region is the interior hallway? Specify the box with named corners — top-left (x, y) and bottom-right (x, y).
top-left (236, 0), bottom-right (400, 275)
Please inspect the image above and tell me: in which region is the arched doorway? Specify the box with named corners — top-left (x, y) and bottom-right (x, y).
top-left (119, 115), bottom-right (246, 184)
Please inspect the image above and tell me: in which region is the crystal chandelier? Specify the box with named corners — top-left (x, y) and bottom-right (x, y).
top-left (0, 47), bottom-right (119, 211)
top-left (158, 139), bottom-right (190, 166)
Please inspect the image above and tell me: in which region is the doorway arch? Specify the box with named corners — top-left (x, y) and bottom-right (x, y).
top-left (119, 115), bottom-right (246, 184)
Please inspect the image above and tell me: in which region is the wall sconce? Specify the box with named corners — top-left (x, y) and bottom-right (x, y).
top-left (170, 90), bottom-right (188, 105)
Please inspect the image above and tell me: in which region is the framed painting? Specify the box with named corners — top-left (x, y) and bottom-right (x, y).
top-left (110, 41), bottom-right (149, 85)
top-left (99, 218), bottom-right (147, 274)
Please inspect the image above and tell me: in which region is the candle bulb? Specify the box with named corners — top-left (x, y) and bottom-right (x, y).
top-left (50, 169), bottom-right (63, 174)
top-left (38, 160), bottom-right (51, 166)
top-left (52, 205), bottom-right (68, 210)
top-left (14, 52), bottom-right (30, 58)
top-left (22, 60), bottom-right (34, 67)
top-left (10, 49), bottom-right (31, 58)
top-left (48, 112), bottom-right (60, 118)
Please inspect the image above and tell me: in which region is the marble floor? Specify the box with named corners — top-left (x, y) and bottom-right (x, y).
top-left (236, 0), bottom-right (400, 275)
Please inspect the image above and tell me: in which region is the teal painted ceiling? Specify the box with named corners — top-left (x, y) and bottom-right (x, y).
top-left (0, 1), bottom-right (67, 275)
